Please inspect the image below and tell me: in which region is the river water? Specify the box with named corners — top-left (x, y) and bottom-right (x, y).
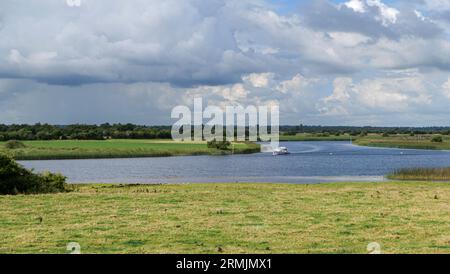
top-left (19, 141), bottom-right (450, 184)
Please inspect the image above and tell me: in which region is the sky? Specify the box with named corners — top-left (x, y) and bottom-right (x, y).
top-left (1, 0), bottom-right (450, 126)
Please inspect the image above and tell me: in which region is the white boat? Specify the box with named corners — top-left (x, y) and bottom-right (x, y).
top-left (273, 147), bottom-right (290, 156)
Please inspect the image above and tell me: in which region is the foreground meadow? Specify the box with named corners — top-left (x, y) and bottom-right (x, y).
top-left (0, 139), bottom-right (259, 160)
top-left (0, 182), bottom-right (449, 254)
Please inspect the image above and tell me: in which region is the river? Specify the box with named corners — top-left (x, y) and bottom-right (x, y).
top-left (19, 141), bottom-right (450, 184)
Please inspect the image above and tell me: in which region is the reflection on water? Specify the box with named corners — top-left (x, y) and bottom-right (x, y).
top-left (20, 142), bottom-right (450, 184)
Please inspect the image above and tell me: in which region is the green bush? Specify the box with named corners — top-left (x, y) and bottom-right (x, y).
top-left (0, 153), bottom-right (67, 195)
top-left (4, 140), bottom-right (26, 149)
top-left (431, 136), bottom-right (443, 143)
top-left (207, 139), bottom-right (231, 150)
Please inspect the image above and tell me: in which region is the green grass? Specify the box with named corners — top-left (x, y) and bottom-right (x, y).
top-left (389, 167), bottom-right (450, 181)
top-left (280, 133), bottom-right (353, 142)
top-left (355, 134), bottom-right (450, 150)
top-left (1, 182), bottom-right (449, 254)
top-left (0, 139), bottom-right (260, 160)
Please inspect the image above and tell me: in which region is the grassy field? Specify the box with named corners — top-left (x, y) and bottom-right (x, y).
top-left (355, 134), bottom-right (450, 150)
top-left (0, 139), bottom-right (260, 160)
top-left (389, 167), bottom-right (450, 181)
top-left (280, 133), bottom-right (353, 142)
top-left (1, 182), bottom-right (449, 254)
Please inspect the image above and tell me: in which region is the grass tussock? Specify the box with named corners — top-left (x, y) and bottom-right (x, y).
top-left (388, 167), bottom-right (450, 181)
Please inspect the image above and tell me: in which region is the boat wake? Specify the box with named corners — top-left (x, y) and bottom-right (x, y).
top-left (289, 144), bottom-right (323, 154)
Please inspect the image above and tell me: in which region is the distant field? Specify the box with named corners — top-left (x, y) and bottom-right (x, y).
top-left (0, 140), bottom-right (260, 160)
top-left (280, 133), bottom-right (353, 142)
top-left (1, 182), bottom-right (449, 254)
top-left (355, 134), bottom-right (450, 150)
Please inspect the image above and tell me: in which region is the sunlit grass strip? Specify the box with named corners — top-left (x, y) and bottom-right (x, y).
top-left (388, 167), bottom-right (450, 181)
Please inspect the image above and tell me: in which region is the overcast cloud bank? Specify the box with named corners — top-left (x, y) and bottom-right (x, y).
top-left (0, 0), bottom-right (450, 126)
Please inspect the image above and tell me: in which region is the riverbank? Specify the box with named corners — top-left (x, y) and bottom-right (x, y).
top-left (354, 134), bottom-right (450, 150)
top-left (0, 140), bottom-right (260, 160)
top-left (1, 182), bottom-right (449, 254)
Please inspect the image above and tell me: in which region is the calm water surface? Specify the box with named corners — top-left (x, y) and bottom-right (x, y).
top-left (20, 141), bottom-right (450, 184)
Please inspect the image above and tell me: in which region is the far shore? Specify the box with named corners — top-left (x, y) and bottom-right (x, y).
top-left (0, 139), bottom-right (260, 161)
top-left (1, 133), bottom-right (449, 162)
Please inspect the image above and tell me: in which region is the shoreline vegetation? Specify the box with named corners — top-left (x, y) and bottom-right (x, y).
top-left (0, 153), bottom-right (67, 195)
top-left (388, 167), bottom-right (450, 181)
top-left (1, 182), bottom-right (449, 254)
top-left (353, 134), bottom-right (450, 150)
top-left (0, 140), bottom-right (260, 161)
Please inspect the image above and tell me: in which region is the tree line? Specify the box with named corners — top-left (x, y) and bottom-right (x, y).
top-left (0, 123), bottom-right (172, 141)
top-left (281, 125), bottom-right (450, 136)
top-left (0, 123), bottom-right (449, 141)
